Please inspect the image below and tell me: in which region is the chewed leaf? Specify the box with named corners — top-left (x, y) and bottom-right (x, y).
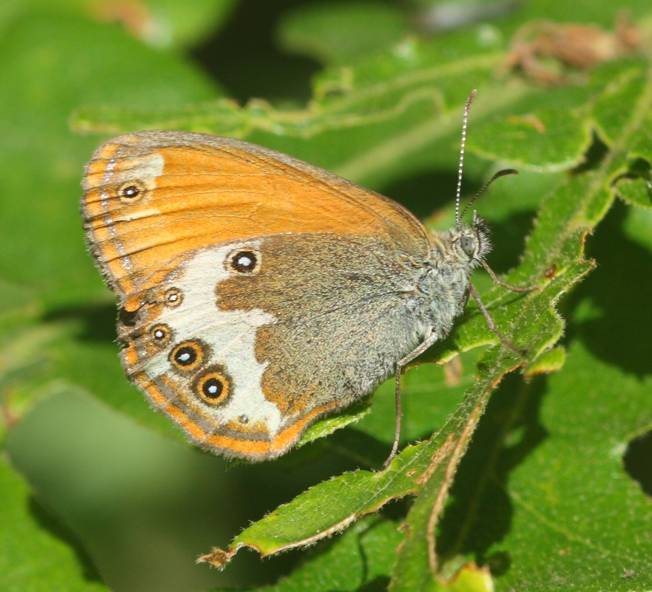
top-left (524, 345), bottom-right (566, 378)
top-left (616, 177), bottom-right (652, 208)
top-left (199, 362), bottom-right (513, 568)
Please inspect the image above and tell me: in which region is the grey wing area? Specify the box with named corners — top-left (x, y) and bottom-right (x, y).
top-left (216, 233), bottom-right (433, 419)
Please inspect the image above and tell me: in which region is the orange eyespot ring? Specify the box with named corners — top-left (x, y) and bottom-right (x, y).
top-left (150, 323), bottom-right (172, 346)
top-left (169, 340), bottom-right (206, 373)
top-left (117, 180), bottom-right (147, 204)
top-left (193, 366), bottom-right (231, 406)
top-left (164, 287), bottom-right (183, 308)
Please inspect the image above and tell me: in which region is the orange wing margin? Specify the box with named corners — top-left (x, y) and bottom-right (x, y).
top-left (82, 131), bottom-right (429, 304)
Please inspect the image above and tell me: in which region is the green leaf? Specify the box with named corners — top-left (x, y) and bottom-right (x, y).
top-left (616, 177), bottom-right (652, 208)
top-left (434, 202), bottom-right (652, 590)
top-left (0, 321), bottom-right (68, 443)
top-left (0, 0), bottom-right (236, 48)
top-left (297, 399), bottom-right (371, 448)
top-left (0, 457), bottom-right (107, 591)
top-left (468, 95), bottom-right (593, 172)
top-left (70, 32), bottom-right (514, 188)
top-left (219, 517), bottom-right (402, 592)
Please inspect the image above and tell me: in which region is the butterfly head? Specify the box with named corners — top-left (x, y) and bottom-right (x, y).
top-left (450, 210), bottom-right (491, 266)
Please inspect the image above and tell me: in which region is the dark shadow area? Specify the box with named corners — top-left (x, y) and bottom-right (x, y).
top-left (481, 210), bottom-right (536, 275)
top-left (43, 301), bottom-right (116, 343)
top-left (190, 0), bottom-right (322, 103)
top-left (436, 373), bottom-right (549, 570)
top-left (565, 201), bottom-right (652, 377)
top-left (380, 168), bottom-right (480, 222)
top-left (571, 131), bottom-right (609, 175)
top-left (622, 157), bottom-right (651, 181)
top-left (358, 576), bottom-right (391, 591)
top-left (624, 431), bottom-right (652, 498)
top-left (28, 496), bottom-right (105, 585)
top-left (315, 425), bottom-right (394, 469)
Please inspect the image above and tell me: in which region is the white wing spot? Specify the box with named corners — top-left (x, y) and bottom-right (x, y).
top-left (148, 241), bottom-right (282, 434)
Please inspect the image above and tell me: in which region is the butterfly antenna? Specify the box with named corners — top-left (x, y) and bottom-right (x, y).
top-left (460, 168), bottom-right (519, 221)
top-left (455, 89), bottom-right (477, 229)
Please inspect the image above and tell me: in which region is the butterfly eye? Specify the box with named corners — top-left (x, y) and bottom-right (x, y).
top-left (460, 235), bottom-right (476, 258)
top-left (193, 366), bottom-right (231, 406)
top-left (228, 249), bottom-right (259, 274)
top-left (169, 340), bottom-right (206, 372)
top-left (118, 180), bottom-right (146, 204)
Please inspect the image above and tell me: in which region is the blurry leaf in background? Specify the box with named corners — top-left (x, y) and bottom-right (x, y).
top-left (0, 14), bottom-right (219, 306)
top-left (0, 455), bottom-right (107, 592)
top-left (0, 0), bottom-right (236, 48)
top-left (277, 1), bottom-right (409, 65)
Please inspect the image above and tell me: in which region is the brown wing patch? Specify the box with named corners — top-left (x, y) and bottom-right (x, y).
top-left (216, 234), bottom-right (430, 420)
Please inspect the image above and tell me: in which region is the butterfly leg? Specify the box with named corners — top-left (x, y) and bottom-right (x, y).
top-left (383, 330), bottom-right (440, 469)
top-left (480, 259), bottom-right (535, 293)
top-left (468, 282), bottom-right (526, 356)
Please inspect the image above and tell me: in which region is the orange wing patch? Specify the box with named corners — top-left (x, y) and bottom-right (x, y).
top-left (82, 131), bottom-right (429, 305)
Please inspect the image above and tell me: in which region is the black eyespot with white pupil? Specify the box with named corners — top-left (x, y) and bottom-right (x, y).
top-left (175, 346), bottom-right (196, 365)
top-left (193, 366), bottom-right (231, 406)
top-left (150, 323), bottom-right (171, 345)
top-left (123, 185), bottom-right (139, 198)
top-left (169, 340), bottom-right (205, 373)
top-left (231, 250), bottom-right (257, 273)
top-left (118, 180), bottom-right (146, 203)
top-left (203, 378), bottom-right (223, 398)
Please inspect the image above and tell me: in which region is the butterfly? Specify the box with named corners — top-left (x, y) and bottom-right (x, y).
top-left (81, 90), bottom-right (529, 464)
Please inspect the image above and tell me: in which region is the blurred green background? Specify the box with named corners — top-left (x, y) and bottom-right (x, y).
top-left (1, 1), bottom-right (651, 591)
